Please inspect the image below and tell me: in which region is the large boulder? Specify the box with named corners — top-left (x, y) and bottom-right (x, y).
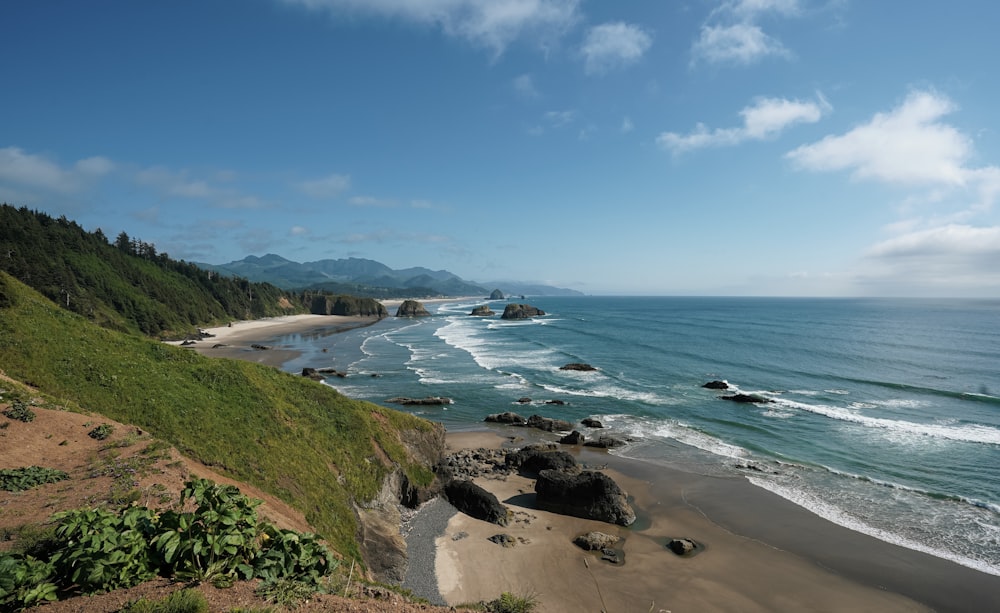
top-left (526, 414), bottom-right (574, 432)
top-left (395, 300), bottom-right (431, 317)
top-left (484, 411), bottom-right (526, 425)
top-left (583, 434), bottom-right (630, 449)
top-left (505, 447), bottom-right (578, 475)
top-left (470, 305), bottom-right (495, 316)
top-left (702, 380), bottom-right (729, 390)
top-left (581, 417), bottom-right (604, 428)
top-left (501, 303), bottom-right (545, 320)
top-left (559, 430), bottom-right (585, 445)
top-left (489, 289), bottom-right (505, 300)
top-left (560, 363), bottom-right (597, 371)
top-left (444, 480), bottom-right (510, 526)
top-left (574, 531), bottom-right (620, 551)
top-left (535, 470), bottom-right (636, 526)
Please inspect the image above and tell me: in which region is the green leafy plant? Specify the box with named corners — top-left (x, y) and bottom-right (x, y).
top-left (0, 466), bottom-right (69, 492)
top-left (254, 578), bottom-right (319, 608)
top-left (2, 399), bottom-right (35, 422)
top-left (88, 423), bottom-right (114, 440)
top-left (483, 591), bottom-right (540, 613)
top-left (253, 525), bottom-right (336, 586)
top-left (121, 588), bottom-right (209, 613)
top-left (0, 553), bottom-right (59, 610)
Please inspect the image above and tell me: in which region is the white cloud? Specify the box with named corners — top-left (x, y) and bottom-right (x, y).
top-left (658, 95), bottom-right (827, 154)
top-left (691, 23), bottom-right (788, 65)
top-left (513, 74), bottom-right (539, 98)
top-left (0, 147), bottom-right (114, 194)
top-left (544, 109), bottom-right (577, 127)
top-left (621, 116), bottom-right (634, 133)
top-left (857, 224), bottom-right (1000, 295)
top-left (290, 225), bottom-right (309, 236)
top-left (726, 0), bottom-right (800, 19)
top-left (349, 195), bottom-right (397, 207)
top-left (296, 173), bottom-right (351, 198)
top-left (280, 0), bottom-right (581, 56)
top-left (581, 22), bottom-right (652, 75)
top-left (786, 90), bottom-right (972, 186)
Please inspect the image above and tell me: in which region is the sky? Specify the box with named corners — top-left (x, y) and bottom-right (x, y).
top-left (2, 0), bottom-right (1000, 297)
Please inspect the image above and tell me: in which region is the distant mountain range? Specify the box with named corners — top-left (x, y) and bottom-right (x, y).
top-left (197, 254), bottom-right (583, 298)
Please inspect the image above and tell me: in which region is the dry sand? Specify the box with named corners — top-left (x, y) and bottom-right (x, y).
top-left (432, 432), bottom-right (975, 613)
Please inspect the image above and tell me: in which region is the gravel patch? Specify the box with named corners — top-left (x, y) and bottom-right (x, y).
top-left (401, 497), bottom-right (458, 605)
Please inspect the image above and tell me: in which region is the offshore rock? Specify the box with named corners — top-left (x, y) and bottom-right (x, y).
top-left (560, 363), bottom-right (597, 371)
top-left (581, 417), bottom-right (604, 428)
top-left (703, 380), bottom-right (729, 390)
top-left (395, 299), bottom-right (431, 317)
top-left (501, 303), bottom-right (545, 319)
top-left (526, 414), bottom-right (573, 432)
top-left (470, 305), bottom-right (495, 316)
top-left (489, 289), bottom-right (505, 300)
top-left (386, 396), bottom-right (453, 406)
top-left (719, 393), bottom-right (774, 404)
top-left (484, 411), bottom-right (526, 425)
top-left (535, 469), bottom-right (636, 526)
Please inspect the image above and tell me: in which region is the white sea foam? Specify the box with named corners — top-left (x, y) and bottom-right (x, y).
top-left (746, 477), bottom-right (1000, 577)
top-left (604, 415), bottom-right (749, 460)
top-left (775, 398), bottom-right (1000, 445)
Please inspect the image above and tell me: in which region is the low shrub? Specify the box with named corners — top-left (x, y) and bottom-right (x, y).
top-left (121, 588), bottom-right (209, 613)
top-left (0, 466), bottom-right (69, 492)
top-left (88, 423), bottom-right (114, 440)
top-left (2, 400), bottom-right (34, 423)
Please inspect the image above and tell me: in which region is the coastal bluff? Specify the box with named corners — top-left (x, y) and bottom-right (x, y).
top-left (310, 294), bottom-right (387, 317)
top-left (396, 299), bottom-right (431, 317)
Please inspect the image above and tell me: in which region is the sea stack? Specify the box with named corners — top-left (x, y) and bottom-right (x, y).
top-left (501, 303), bottom-right (545, 320)
top-left (489, 289), bottom-right (505, 300)
top-left (395, 299), bottom-right (431, 317)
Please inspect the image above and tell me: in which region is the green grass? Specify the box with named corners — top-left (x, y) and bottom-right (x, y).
top-left (0, 271), bottom-right (439, 562)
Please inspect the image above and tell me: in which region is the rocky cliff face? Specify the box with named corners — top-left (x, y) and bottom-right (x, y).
top-left (310, 295), bottom-right (388, 317)
top-left (501, 303), bottom-right (545, 319)
top-left (395, 300), bottom-right (431, 317)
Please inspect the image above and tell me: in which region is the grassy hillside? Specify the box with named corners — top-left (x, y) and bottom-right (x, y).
top-left (0, 271), bottom-right (438, 561)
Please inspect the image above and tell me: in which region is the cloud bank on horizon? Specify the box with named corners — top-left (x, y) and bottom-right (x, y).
top-left (1, 0), bottom-right (999, 296)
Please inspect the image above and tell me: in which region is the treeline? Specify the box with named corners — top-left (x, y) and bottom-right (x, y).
top-left (0, 205), bottom-right (380, 337)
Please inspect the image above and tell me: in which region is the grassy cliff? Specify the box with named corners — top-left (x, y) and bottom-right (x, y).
top-left (0, 271), bottom-right (438, 561)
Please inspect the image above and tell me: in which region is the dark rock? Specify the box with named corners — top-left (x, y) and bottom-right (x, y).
top-left (470, 305), bottom-right (495, 316)
top-left (484, 411), bottom-right (526, 425)
top-left (395, 299), bottom-right (431, 317)
top-left (506, 447), bottom-right (578, 475)
top-left (301, 367), bottom-right (324, 381)
top-left (600, 549), bottom-right (623, 564)
top-left (386, 396), bottom-right (453, 406)
top-left (180, 340), bottom-right (196, 346)
top-left (703, 380), bottom-right (729, 390)
top-left (516, 397), bottom-right (532, 404)
top-left (535, 470), bottom-right (636, 526)
top-left (583, 434), bottom-right (631, 449)
top-left (443, 480), bottom-right (509, 526)
top-left (559, 430), bottom-right (585, 445)
top-left (667, 538), bottom-right (699, 556)
top-left (573, 531), bottom-right (619, 551)
top-left (310, 295), bottom-right (388, 317)
top-left (211, 343), bottom-right (226, 349)
top-left (581, 418), bottom-right (604, 428)
top-left (488, 533), bottom-right (517, 548)
top-left (719, 393), bottom-right (774, 404)
top-left (250, 344), bottom-right (269, 350)
top-left (526, 414), bottom-right (573, 432)
top-left (489, 289), bottom-right (505, 300)
top-left (501, 303), bottom-right (545, 320)
top-left (545, 399), bottom-right (566, 406)
top-left (560, 363), bottom-right (597, 371)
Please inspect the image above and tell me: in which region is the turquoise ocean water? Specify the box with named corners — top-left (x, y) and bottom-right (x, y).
top-left (277, 296), bottom-right (1000, 576)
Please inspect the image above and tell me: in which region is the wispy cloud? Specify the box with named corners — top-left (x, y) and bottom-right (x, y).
top-left (296, 173), bottom-right (352, 198)
top-left (349, 195), bottom-right (397, 207)
top-left (658, 95), bottom-right (828, 154)
top-left (0, 146), bottom-right (114, 194)
top-left (279, 0), bottom-right (581, 57)
top-left (692, 0), bottom-right (801, 66)
top-left (581, 22), bottom-right (652, 75)
top-left (513, 73), bottom-right (540, 99)
top-left (621, 116), bottom-right (634, 133)
top-left (545, 109), bottom-right (577, 127)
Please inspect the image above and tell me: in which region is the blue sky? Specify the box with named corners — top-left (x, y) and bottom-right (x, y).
top-left (2, 1), bottom-right (999, 296)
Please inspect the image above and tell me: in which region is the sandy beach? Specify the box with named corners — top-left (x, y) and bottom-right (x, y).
top-left (426, 431), bottom-right (1000, 613)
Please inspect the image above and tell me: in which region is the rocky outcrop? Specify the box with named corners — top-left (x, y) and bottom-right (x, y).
top-left (667, 537), bottom-right (700, 556)
top-left (526, 414), bottom-right (573, 432)
top-left (574, 531), bottom-right (620, 551)
top-left (516, 397), bottom-right (532, 404)
top-left (470, 305), bottom-right (495, 316)
top-left (484, 411), bottom-right (526, 425)
top-left (560, 363), bottom-right (597, 371)
top-left (535, 470), bottom-right (636, 526)
top-left (719, 393), bottom-right (774, 404)
top-left (501, 303), bottom-right (545, 320)
top-left (583, 434), bottom-right (631, 449)
top-left (505, 446), bottom-right (578, 475)
top-left (559, 430), bottom-right (585, 445)
top-left (581, 417), bottom-right (604, 428)
top-left (395, 300), bottom-right (431, 317)
top-left (444, 480), bottom-right (510, 526)
top-left (302, 367), bottom-right (324, 381)
top-left (488, 533), bottom-right (517, 548)
top-left (386, 396), bottom-right (453, 406)
top-left (703, 380), bottom-right (729, 390)
top-left (310, 295), bottom-right (388, 317)
top-left (489, 289), bottom-right (505, 300)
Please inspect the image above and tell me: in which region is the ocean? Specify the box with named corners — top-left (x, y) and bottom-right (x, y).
top-left (276, 296), bottom-right (1000, 577)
